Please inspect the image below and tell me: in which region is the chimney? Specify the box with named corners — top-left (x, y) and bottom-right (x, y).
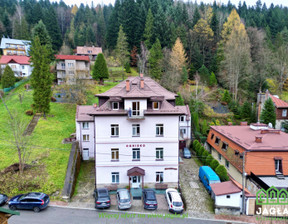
top-left (255, 136), bottom-right (263, 143)
top-left (93, 103), bottom-right (97, 108)
top-left (126, 80), bottom-right (130, 92)
top-left (140, 79), bottom-right (144, 89)
top-left (240, 121), bottom-right (248, 126)
top-left (228, 122), bottom-right (232, 126)
top-left (140, 73), bottom-right (143, 78)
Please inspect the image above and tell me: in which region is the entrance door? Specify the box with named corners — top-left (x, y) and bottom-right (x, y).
top-left (83, 148), bottom-right (89, 160)
top-left (131, 176), bottom-right (141, 188)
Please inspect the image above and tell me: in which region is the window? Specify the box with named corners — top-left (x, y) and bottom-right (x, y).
top-left (240, 154), bottom-right (243, 159)
top-left (275, 159), bottom-right (283, 173)
top-left (83, 134), bottom-right (89, 141)
top-left (111, 148), bottom-right (119, 161)
top-left (180, 116), bottom-right (185, 122)
top-left (180, 128), bottom-right (186, 135)
top-left (235, 150), bottom-right (239, 155)
top-left (69, 71), bottom-right (74, 75)
top-left (156, 124), bottom-right (164, 136)
top-left (68, 63), bottom-right (74, 68)
top-left (132, 124), bottom-right (140, 137)
top-left (222, 142), bottom-right (228, 151)
top-left (156, 148), bottom-right (163, 160)
top-left (111, 124), bottom-right (119, 137)
top-left (215, 137), bottom-right (220, 145)
top-left (22, 65), bottom-right (25, 69)
top-left (112, 102), bottom-right (119, 110)
top-left (283, 109), bottom-right (287, 117)
top-left (132, 101), bottom-right (140, 116)
top-left (132, 148), bottom-right (140, 160)
top-left (156, 172), bottom-right (163, 183)
top-left (226, 195), bottom-right (231, 199)
top-left (112, 172), bottom-right (119, 183)
top-left (225, 159), bottom-right (229, 168)
top-left (152, 102), bottom-right (159, 110)
top-left (211, 134), bottom-right (214, 140)
top-left (61, 63), bottom-right (65, 69)
top-left (218, 152), bottom-right (222, 161)
top-left (82, 122), bottom-right (89, 129)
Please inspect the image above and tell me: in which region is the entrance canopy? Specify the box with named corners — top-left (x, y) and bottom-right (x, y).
top-left (127, 167), bottom-right (145, 176)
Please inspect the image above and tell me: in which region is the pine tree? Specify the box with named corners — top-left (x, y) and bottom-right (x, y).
top-left (30, 36), bottom-right (53, 116)
top-left (92, 53), bottom-right (109, 85)
top-left (209, 72), bottom-right (217, 87)
top-left (241, 102), bottom-right (252, 122)
top-left (260, 98), bottom-right (276, 128)
top-left (143, 8), bottom-right (154, 49)
top-left (148, 39), bottom-right (163, 80)
top-left (192, 7), bottom-right (201, 27)
top-left (115, 25), bottom-right (130, 70)
top-left (181, 66), bottom-right (188, 84)
top-left (176, 92), bottom-right (185, 106)
top-left (222, 90), bottom-right (231, 103)
top-left (1, 66), bottom-right (15, 89)
top-left (198, 64), bottom-right (210, 84)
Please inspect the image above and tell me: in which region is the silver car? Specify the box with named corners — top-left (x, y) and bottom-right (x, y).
top-left (116, 189), bottom-right (132, 210)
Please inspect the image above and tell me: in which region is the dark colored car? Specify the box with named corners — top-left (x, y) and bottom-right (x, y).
top-left (0, 194), bottom-right (8, 206)
top-left (183, 147), bottom-right (191, 159)
top-left (142, 189), bottom-right (157, 210)
top-left (94, 188), bottom-right (111, 209)
top-left (8, 192), bottom-right (50, 212)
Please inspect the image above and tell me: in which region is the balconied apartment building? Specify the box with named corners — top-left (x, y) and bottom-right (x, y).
top-left (206, 123), bottom-right (288, 193)
top-left (55, 55), bottom-right (90, 85)
top-left (0, 37), bottom-right (31, 56)
top-left (0, 55), bottom-right (32, 77)
top-left (76, 75), bottom-right (191, 189)
top-left (75, 46), bottom-right (102, 64)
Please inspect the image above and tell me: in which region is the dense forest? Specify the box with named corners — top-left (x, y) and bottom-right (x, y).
top-left (1, 0), bottom-right (288, 103)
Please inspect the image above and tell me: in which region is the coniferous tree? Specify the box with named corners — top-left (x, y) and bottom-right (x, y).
top-left (148, 38), bottom-right (163, 80)
top-left (2, 11), bottom-right (12, 37)
top-left (209, 72), bottom-right (217, 87)
top-left (143, 8), bottom-right (154, 49)
top-left (1, 66), bottom-right (15, 89)
top-left (241, 102), bottom-right (252, 121)
top-left (115, 25), bottom-right (129, 71)
top-left (30, 36), bottom-right (53, 116)
top-left (198, 64), bottom-right (210, 84)
top-left (181, 66), bottom-right (188, 84)
top-left (92, 53), bottom-right (109, 85)
top-left (260, 98), bottom-right (276, 127)
top-left (192, 7), bottom-right (201, 27)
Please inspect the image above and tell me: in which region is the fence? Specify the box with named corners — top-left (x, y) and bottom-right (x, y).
top-left (1, 78), bottom-right (29, 93)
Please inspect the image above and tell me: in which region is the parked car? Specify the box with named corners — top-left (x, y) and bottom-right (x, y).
top-left (142, 189), bottom-right (157, 210)
top-left (116, 189), bottom-right (131, 210)
top-left (8, 192), bottom-right (50, 212)
top-left (94, 188), bottom-right (111, 209)
top-left (199, 166), bottom-right (221, 193)
top-left (183, 147), bottom-right (191, 159)
top-left (0, 194), bottom-right (8, 206)
top-left (165, 188), bottom-right (184, 214)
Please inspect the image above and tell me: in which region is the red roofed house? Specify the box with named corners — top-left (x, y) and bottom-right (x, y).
top-left (0, 55), bottom-right (32, 77)
top-left (55, 55), bottom-right (90, 85)
top-left (206, 123), bottom-right (288, 194)
top-left (257, 90), bottom-right (288, 130)
top-left (75, 46), bottom-right (102, 64)
top-left (210, 179), bottom-right (255, 215)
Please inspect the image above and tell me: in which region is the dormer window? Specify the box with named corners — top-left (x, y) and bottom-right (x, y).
top-left (153, 102), bottom-right (159, 110)
top-left (112, 102), bottom-right (119, 110)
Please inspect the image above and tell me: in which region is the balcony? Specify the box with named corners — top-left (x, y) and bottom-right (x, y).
top-left (127, 110), bottom-right (145, 120)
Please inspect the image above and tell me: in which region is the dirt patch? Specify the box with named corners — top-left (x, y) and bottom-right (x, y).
top-left (1, 163), bottom-right (33, 174)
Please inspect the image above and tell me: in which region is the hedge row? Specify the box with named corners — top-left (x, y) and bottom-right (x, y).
top-left (192, 139), bottom-right (229, 181)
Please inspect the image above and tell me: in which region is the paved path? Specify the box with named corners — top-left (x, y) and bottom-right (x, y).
top-left (179, 156), bottom-right (214, 218)
top-left (8, 206), bottom-right (244, 224)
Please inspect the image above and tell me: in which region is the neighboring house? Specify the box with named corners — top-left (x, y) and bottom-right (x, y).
top-left (0, 207), bottom-right (20, 224)
top-left (55, 55), bottom-right (90, 85)
top-left (0, 37), bottom-right (31, 56)
top-left (76, 75), bottom-right (191, 190)
top-left (210, 179), bottom-right (255, 215)
top-left (206, 122), bottom-right (288, 193)
top-left (176, 105), bottom-right (191, 149)
top-left (257, 90), bottom-right (288, 129)
top-left (75, 46), bottom-right (102, 63)
top-left (0, 55), bottom-right (32, 77)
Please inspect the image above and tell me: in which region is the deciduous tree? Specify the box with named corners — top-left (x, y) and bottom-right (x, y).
top-left (170, 37), bottom-right (186, 74)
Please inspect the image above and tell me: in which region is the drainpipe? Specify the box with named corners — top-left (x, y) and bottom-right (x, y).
top-left (94, 116), bottom-right (97, 190)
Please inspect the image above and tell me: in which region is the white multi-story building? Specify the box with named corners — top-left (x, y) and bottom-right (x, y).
top-left (76, 76), bottom-right (191, 189)
top-left (0, 55), bottom-right (33, 77)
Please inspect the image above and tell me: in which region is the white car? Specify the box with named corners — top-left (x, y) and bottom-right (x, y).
top-left (165, 188), bottom-right (184, 214)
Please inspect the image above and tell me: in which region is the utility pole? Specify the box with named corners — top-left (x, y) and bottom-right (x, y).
top-left (242, 151), bottom-right (246, 214)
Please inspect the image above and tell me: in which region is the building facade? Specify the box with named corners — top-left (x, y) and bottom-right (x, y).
top-left (206, 123), bottom-right (288, 193)
top-left (0, 37), bottom-right (31, 56)
top-left (55, 55), bottom-right (90, 85)
top-left (0, 56), bottom-right (32, 77)
top-left (75, 46), bottom-right (102, 63)
top-left (76, 76), bottom-right (191, 189)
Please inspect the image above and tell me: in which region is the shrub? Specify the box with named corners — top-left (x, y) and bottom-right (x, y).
top-left (51, 96), bottom-right (57, 102)
top-left (222, 90), bottom-right (231, 104)
top-left (31, 104), bottom-right (35, 108)
top-left (193, 140), bottom-right (199, 151)
top-left (205, 154), bottom-right (213, 166)
top-left (1, 66), bottom-right (16, 89)
top-left (197, 146), bottom-right (204, 157)
top-left (201, 150), bottom-right (209, 163)
top-left (124, 62), bottom-right (131, 73)
top-left (25, 110), bottom-right (34, 116)
top-left (215, 165), bottom-right (229, 181)
top-left (199, 136), bottom-right (207, 144)
top-left (210, 159), bottom-right (220, 170)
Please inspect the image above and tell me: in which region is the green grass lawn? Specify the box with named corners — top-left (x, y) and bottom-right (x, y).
top-left (281, 91), bottom-right (288, 101)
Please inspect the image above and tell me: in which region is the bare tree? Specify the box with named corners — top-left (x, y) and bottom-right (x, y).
top-left (137, 42), bottom-right (150, 75)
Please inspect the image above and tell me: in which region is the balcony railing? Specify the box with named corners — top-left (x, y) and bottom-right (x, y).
top-left (127, 109), bottom-right (145, 120)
